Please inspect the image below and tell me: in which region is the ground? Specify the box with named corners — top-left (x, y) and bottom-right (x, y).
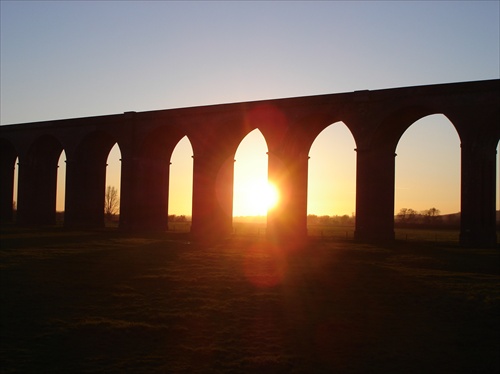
top-left (1, 227), bottom-right (499, 373)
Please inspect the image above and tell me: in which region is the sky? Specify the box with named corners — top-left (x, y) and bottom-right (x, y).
top-left (1, 1), bottom-right (499, 217)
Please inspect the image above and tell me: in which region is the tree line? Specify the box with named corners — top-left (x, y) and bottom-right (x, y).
top-left (308, 208), bottom-right (460, 228)
top-left (395, 207), bottom-right (460, 227)
top-left (168, 215), bottom-right (190, 222)
top-left (12, 186), bottom-right (462, 230)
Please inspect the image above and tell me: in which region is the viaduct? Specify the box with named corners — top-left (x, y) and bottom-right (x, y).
top-left (1, 79), bottom-right (499, 247)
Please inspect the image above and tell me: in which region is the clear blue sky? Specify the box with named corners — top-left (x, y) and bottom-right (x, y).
top-left (1, 1), bottom-right (499, 215)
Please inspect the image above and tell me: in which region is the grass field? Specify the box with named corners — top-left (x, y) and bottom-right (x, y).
top-left (173, 221), bottom-right (472, 244)
top-left (1, 226), bottom-right (499, 373)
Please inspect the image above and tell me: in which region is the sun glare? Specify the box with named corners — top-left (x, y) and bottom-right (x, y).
top-left (235, 180), bottom-right (279, 216)
top-left (262, 182), bottom-right (279, 210)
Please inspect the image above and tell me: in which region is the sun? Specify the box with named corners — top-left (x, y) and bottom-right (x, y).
top-left (234, 180), bottom-right (279, 216)
top-left (260, 181), bottom-right (279, 211)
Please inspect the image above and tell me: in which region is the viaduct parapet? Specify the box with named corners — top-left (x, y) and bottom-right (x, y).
top-left (1, 79), bottom-right (499, 247)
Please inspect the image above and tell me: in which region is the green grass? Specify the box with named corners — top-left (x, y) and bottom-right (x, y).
top-left (1, 226), bottom-right (499, 373)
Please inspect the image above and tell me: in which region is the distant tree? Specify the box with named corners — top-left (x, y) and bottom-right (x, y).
top-left (397, 207), bottom-right (445, 226)
top-left (396, 208), bottom-right (408, 223)
top-left (406, 209), bottom-right (418, 223)
top-left (104, 185), bottom-right (119, 220)
top-left (427, 207), bottom-right (440, 217)
top-left (396, 208), bottom-right (418, 224)
top-left (168, 214), bottom-right (189, 222)
top-left (422, 207), bottom-right (441, 224)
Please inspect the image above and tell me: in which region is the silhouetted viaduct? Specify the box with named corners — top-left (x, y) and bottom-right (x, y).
top-left (1, 80), bottom-right (499, 247)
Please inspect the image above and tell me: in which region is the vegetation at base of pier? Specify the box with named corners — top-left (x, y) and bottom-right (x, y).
top-left (1, 226), bottom-right (498, 373)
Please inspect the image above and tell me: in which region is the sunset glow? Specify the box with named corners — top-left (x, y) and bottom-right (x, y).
top-left (236, 180), bottom-right (279, 217)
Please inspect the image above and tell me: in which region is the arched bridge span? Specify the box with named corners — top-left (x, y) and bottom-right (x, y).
top-left (1, 79), bottom-right (498, 247)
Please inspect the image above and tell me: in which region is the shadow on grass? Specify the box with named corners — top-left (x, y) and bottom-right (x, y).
top-left (1, 227), bottom-right (499, 373)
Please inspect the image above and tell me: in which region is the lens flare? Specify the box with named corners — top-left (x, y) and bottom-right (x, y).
top-left (264, 182), bottom-right (279, 211)
top-left (234, 180), bottom-right (280, 216)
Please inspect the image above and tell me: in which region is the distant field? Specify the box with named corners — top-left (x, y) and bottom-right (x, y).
top-left (173, 221), bottom-right (476, 244)
top-left (1, 226), bottom-right (499, 373)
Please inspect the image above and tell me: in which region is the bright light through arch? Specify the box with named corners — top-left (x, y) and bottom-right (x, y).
top-left (236, 179), bottom-right (279, 216)
top-left (105, 143), bottom-right (122, 216)
top-left (56, 150), bottom-right (66, 213)
top-left (168, 136), bottom-right (193, 217)
top-left (395, 114), bottom-right (460, 215)
top-left (308, 122), bottom-right (356, 216)
top-left (497, 140), bottom-right (499, 211)
top-left (233, 129), bottom-right (275, 217)
top-left (13, 157), bottom-right (19, 211)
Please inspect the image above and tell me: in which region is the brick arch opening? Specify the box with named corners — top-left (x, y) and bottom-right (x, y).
top-left (395, 114), bottom-right (460, 235)
top-left (307, 121), bottom-right (356, 233)
top-left (233, 128), bottom-right (271, 234)
top-left (105, 143), bottom-right (122, 227)
top-left (168, 135), bottom-right (194, 230)
top-left (127, 126), bottom-right (186, 231)
top-left (65, 130), bottom-right (116, 228)
top-left (13, 156), bottom-right (19, 220)
top-left (354, 106), bottom-right (462, 242)
top-left (374, 107), bottom-right (455, 152)
top-left (56, 150), bottom-right (66, 223)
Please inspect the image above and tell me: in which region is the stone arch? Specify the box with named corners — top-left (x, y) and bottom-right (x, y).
top-left (233, 128), bottom-right (271, 225)
top-left (64, 130), bottom-right (116, 227)
top-left (395, 114), bottom-right (461, 229)
top-left (139, 125), bottom-right (186, 162)
top-left (126, 125), bottom-right (187, 231)
top-left (307, 121), bottom-right (356, 222)
top-left (293, 112), bottom-right (356, 157)
top-left (168, 135), bottom-right (194, 226)
top-left (370, 105), bottom-right (459, 154)
top-left (17, 134), bottom-right (64, 225)
top-left (104, 143), bottom-right (122, 226)
top-left (186, 118), bottom-right (252, 239)
top-left (71, 130), bottom-right (116, 164)
top-left (353, 105), bottom-right (455, 241)
top-left (243, 103), bottom-right (288, 154)
top-left (0, 138), bottom-right (18, 222)
top-left (56, 149), bottom-right (67, 219)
